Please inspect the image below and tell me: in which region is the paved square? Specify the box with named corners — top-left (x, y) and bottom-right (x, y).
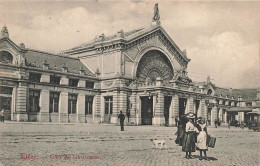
top-left (0, 123), bottom-right (259, 166)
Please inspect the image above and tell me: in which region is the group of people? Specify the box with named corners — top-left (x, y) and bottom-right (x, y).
top-left (175, 112), bottom-right (209, 160)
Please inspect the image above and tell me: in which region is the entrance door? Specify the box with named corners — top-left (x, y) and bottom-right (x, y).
top-left (164, 96), bottom-right (172, 126)
top-left (104, 96), bottom-right (113, 123)
top-left (141, 96), bottom-right (153, 125)
top-left (179, 98), bottom-right (187, 117)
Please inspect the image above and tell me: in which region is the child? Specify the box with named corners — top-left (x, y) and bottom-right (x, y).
top-left (196, 118), bottom-right (209, 160)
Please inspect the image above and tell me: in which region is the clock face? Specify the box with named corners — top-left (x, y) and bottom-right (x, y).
top-left (136, 50), bottom-right (173, 84)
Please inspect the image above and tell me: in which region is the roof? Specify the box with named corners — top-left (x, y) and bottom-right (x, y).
top-left (63, 28), bottom-right (145, 53)
top-left (215, 87), bottom-right (234, 98)
top-left (231, 89), bottom-right (259, 101)
top-left (61, 25), bottom-right (189, 62)
top-left (24, 49), bottom-right (95, 76)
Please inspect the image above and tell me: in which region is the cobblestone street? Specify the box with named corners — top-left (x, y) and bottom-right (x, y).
top-left (0, 122), bottom-right (259, 166)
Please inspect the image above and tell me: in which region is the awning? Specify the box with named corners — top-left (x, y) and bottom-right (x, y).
top-left (226, 107), bottom-right (253, 112)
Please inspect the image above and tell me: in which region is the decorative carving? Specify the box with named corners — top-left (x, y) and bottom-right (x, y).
top-left (172, 67), bottom-right (192, 84)
top-left (136, 50), bottom-right (173, 84)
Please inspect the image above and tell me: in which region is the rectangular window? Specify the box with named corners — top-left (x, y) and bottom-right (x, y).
top-left (86, 81), bottom-right (94, 89)
top-left (29, 89), bottom-right (40, 112)
top-left (69, 78), bottom-right (79, 87)
top-left (104, 96), bottom-right (113, 114)
top-left (29, 73), bottom-right (41, 82)
top-left (68, 94), bottom-right (77, 114)
top-left (49, 92), bottom-right (60, 113)
top-left (50, 75), bottom-right (61, 85)
top-left (85, 96), bottom-right (94, 115)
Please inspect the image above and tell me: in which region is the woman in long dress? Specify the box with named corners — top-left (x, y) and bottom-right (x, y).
top-left (182, 113), bottom-right (198, 159)
top-left (175, 115), bottom-right (187, 146)
top-left (196, 118), bottom-right (209, 160)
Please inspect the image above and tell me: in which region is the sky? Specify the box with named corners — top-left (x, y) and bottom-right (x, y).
top-left (0, 0), bottom-right (259, 89)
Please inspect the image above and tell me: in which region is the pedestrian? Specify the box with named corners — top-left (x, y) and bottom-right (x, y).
top-left (228, 121), bottom-right (231, 129)
top-left (0, 109), bottom-right (4, 122)
top-left (214, 119), bottom-right (218, 128)
top-left (182, 112), bottom-right (198, 159)
top-left (118, 111), bottom-right (125, 131)
top-left (196, 118), bottom-right (209, 160)
top-left (240, 121), bottom-right (244, 129)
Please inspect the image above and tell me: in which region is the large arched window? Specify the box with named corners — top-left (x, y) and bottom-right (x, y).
top-left (136, 50), bottom-right (173, 83)
top-left (0, 51), bottom-right (13, 64)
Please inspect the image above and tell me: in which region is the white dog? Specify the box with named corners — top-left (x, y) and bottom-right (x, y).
top-left (151, 139), bottom-right (167, 149)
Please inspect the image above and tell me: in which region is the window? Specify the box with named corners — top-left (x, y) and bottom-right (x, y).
top-left (69, 78), bottom-right (79, 87)
top-left (86, 81), bottom-right (94, 89)
top-left (85, 96), bottom-right (94, 115)
top-left (29, 73), bottom-right (41, 82)
top-left (207, 89), bottom-right (212, 95)
top-left (50, 75), bottom-right (60, 85)
top-left (0, 51), bottom-right (13, 64)
top-left (105, 96), bottom-right (113, 114)
top-left (49, 92), bottom-right (60, 113)
top-left (68, 94), bottom-right (77, 114)
top-left (29, 90), bottom-right (40, 112)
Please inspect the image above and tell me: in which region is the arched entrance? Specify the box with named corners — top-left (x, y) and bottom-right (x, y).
top-left (136, 50), bottom-right (174, 125)
top-left (136, 50), bottom-right (174, 84)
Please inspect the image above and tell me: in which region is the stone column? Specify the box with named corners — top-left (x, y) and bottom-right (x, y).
top-left (185, 96), bottom-right (194, 114)
top-left (211, 105), bottom-right (218, 126)
top-left (77, 94), bottom-right (85, 123)
top-left (219, 108), bottom-right (223, 122)
top-left (111, 90), bottom-right (120, 124)
top-left (169, 94), bottom-right (179, 126)
top-left (136, 95), bottom-right (141, 125)
top-left (200, 99), bottom-right (206, 119)
top-left (93, 92), bottom-right (101, 124)
top-left (153, 91), bottom-right (165, 125)
top-left (119, 90), bottom-right (128, 125)
top-left (59, 92), bottom-right (68, 123)
top-left (129, 92), bottom-right (137, 124)
top-left (16, 82), bottom-right (28, 121)
top-left (224, 110), bottom-right (227, 124)
top-left (39, 89), bottom-right (49, 122)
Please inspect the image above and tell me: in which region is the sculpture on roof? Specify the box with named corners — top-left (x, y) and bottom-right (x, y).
top-left (1, 26), bottom-right (9, 38)
top-left (172, 66), bottom-right (192, 84)
top-left (153, 3), bottom-right (160, 21)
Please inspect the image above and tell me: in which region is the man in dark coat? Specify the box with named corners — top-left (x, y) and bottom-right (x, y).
top-left (118, 111), bottom-right (125, 131)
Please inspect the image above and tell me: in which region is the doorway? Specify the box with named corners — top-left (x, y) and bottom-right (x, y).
top-left (179, 98), bottom-right (187, 117)
top-left (141, 96), bottom-right (153, 125)
top-left (104, 96), bottom-right (113, 123)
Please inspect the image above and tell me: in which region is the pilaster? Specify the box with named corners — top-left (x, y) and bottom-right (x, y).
top-left (77, 93), bottom-right (85, 123)
top-left (59, 92), bottom-right (68, 123)
top-left (212, 106), bottom-right (218, 126)
top-left (200, 98), bottom-right (206, 119)
top-left (185, 96), bottom-right (194, 114)
top-left (111, 90), bottom-right (120, 123)
top-left (16, 82), bottom-right (28, 121)
top-left (93, 92), bottom-right (101, 123)
top-left (39, 89), bottom-right (49, 122)
top-left (153, 91), bottom-right (164, 125)
top-left (169, 94), bottom-right (179, 126)
top-left (129, 92), bottom-right (137, 124)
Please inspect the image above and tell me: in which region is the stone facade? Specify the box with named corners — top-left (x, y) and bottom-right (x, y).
top-left (0, 6), bottom-right (258, 126)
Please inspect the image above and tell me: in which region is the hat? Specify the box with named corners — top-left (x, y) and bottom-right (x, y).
top-left (186, 112), bottom-right (196, 119)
